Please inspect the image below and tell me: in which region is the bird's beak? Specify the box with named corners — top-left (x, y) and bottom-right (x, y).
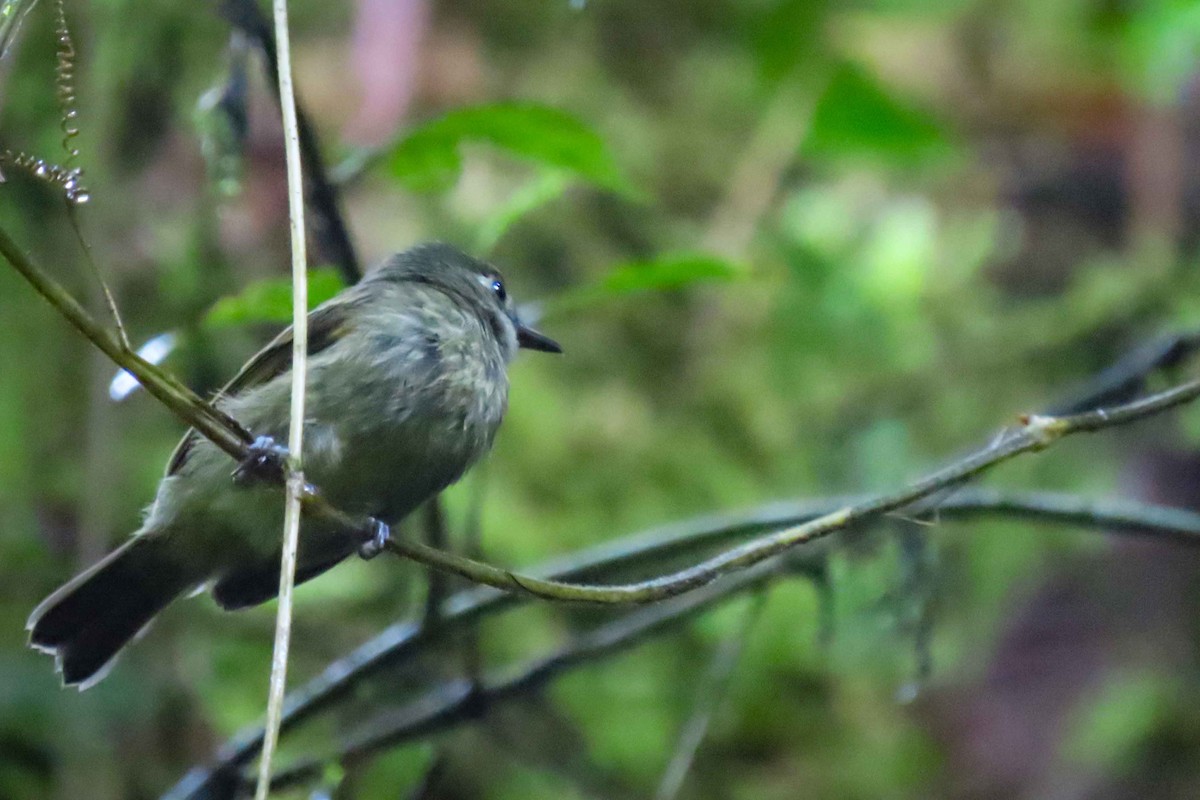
top-left (516, 323), bottom-right (562, 353)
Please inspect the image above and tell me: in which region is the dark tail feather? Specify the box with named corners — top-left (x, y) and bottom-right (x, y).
top-left (27, 535), bottom-right (196, 688)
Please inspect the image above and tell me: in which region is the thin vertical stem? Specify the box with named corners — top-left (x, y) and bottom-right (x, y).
top-left (654, 591), bottom-right (766, 800)
top-left (254, 0), bottom-right (308, 796)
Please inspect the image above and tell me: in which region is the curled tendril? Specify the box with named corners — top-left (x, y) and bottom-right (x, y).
top-left (0, 0), bottom-right (89, 204)
top-left (0, 149), bottom-right (88, 203)
top-left (53, 0), bottom-right (80, 168)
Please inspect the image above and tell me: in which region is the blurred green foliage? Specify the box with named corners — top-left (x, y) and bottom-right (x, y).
top-left (0, 0), bottom-right (1199, 799)
top-left (804, 63), bottom-right (951, 165)
top-left (205, 268), bottom-right (347, 327)
top-left (387, 102), bottom-right (633, 195)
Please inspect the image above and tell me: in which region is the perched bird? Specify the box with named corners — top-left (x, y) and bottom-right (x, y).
top-left (27, 243), bottom-right (561, 688)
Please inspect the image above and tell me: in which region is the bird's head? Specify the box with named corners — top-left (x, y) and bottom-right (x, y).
top-left (375, 242), bottom-right (562, 360)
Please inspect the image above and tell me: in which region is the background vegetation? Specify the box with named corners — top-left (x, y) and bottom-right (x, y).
top-left (3, 0), bottom-right (1200, 798)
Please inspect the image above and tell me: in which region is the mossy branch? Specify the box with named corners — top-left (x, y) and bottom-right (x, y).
top-left (371, 393), bottom-right (1200, 603)
top-left (4, 216), bottom-right (1200, 610)
top-left (7, 210), bottom-right (1200, 796)
top-left (166, 486), bottom-right (1200, 799)
top-left (7, 199), bottom-right (1200, 611)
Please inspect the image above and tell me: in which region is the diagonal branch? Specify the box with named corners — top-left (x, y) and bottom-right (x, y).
top-left (162, 486), bottom-right (1200, 800)
top-left (9, 208), bottom-right (1200, 609)
top-left (22, 192), bottom-right (1198, 615)
top-left (263, 557), bottom-right (800, 796)
top-left (0, 225), bottom-right (252, 455)
top-left (1047, 329), bottom-right (1200, 415)
top-left (217, 0), bottom-right (361, 284)
top-left (655, 590), bottom-right (766, 800)
top-left (371, 392), bottom-right (1200, 603)
top-left (8, 196), bottom-right (1200, 790)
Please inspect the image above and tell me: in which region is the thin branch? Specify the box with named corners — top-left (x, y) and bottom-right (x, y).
top-left (253, 0), bottom-right (309, 797)
top-left (11, 202), bottom-right (1200, 612)
top-left (65, 205), bottom-right (129, 349)
top-left (53, 0), bottom-right (126, 347)
top-left (655, 590), bottom-right (766, 800)
top-left (1047, 328), bottom-right (1200, 415)
top-left (420, 498), bottom-right (451, 626)
top-left (218, 0), bottom-right (361, 284)
top-left (162, 487), bottom-right (1200, 800)
top-left (7, 194), bottom-right (1200, 786)
top-left (459, 465), bottom-right (490, 688)
top-left (893, 523), bottom-right (937, 695)
top-left (0, 224), bottom-right (252, 456)
top-left (264, 558), bottom-right (797, 796)
top-left (372, 391), bottom-right (1200, 603)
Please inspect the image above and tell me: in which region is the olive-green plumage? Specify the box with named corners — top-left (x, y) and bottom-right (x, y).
top-left (27, 243), bottom-right (560, 688)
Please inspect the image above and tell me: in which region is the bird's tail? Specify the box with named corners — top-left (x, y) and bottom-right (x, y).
top-left (27, 534), bottom-right (197, 688)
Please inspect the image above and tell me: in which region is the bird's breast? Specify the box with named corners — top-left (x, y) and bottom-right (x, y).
top-left (303, 326), bottom-right (508, 519)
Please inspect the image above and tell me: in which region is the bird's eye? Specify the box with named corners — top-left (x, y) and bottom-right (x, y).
top-left (490, 279), bottom-right (507, 302)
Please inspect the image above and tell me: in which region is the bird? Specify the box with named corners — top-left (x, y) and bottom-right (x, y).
top-left (27, 242), bottom-right (561, 688)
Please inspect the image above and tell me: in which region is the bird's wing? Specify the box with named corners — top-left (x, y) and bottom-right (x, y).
top-left (165, 297), bottom-right (361, 476)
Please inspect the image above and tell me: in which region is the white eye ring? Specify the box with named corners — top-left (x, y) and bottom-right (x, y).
top-left (478, 274), bottom-right (506, 302)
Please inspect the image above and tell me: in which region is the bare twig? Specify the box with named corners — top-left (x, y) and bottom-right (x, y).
top-left (218, 0), bottom-right (361, 284)
top-left (10, 199), bottom-right (1200, 612)
top-left (655, 590), bottom-right (766, 800)
top-left (253, 0), bottom-right (309, 797)
top-left (421, 498), bottom-right (451, 626)
top-left (460, 465), bottom-right (490, 688)
top-left (1047, 328), bottom-right (1200, 415)
top-left (162, 487), bottom-right (1200, 800)
top-left (65, 206), bottom-right (130, 349)
top-left (0, 224), bottom-right (252, 455)
top-left (372, 392), bottom-right (1200, 603)
top-left (414, 498), bottom-right (454, 800)
top-left (264, 558), bottom-right (797, 796)
top-left (51, 0), bottom-right (128, 349)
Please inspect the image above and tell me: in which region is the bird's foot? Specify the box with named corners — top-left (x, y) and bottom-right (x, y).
top-left (359, 518), bottom-right (391, 560)
top-left (232, 436), bottom-right (290, 486)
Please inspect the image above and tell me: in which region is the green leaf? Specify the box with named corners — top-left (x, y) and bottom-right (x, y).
top-left (204, 267), bottom-right (346, 327)
top-left (475, 170), bottom-right (572, 255)
top-left (388, 103), bottom-right (633, 195)
top-left (804, 64), bottom-right (949, 164)
top-left (597, 254), bottom-right (743, 293)
top-left (547, 253), bottom-right (744, 316)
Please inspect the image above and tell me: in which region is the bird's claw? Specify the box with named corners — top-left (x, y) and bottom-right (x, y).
top-left (359, 518), bottom-right (390, 560)
top-left (232, 436), bottom-right (290, 486)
